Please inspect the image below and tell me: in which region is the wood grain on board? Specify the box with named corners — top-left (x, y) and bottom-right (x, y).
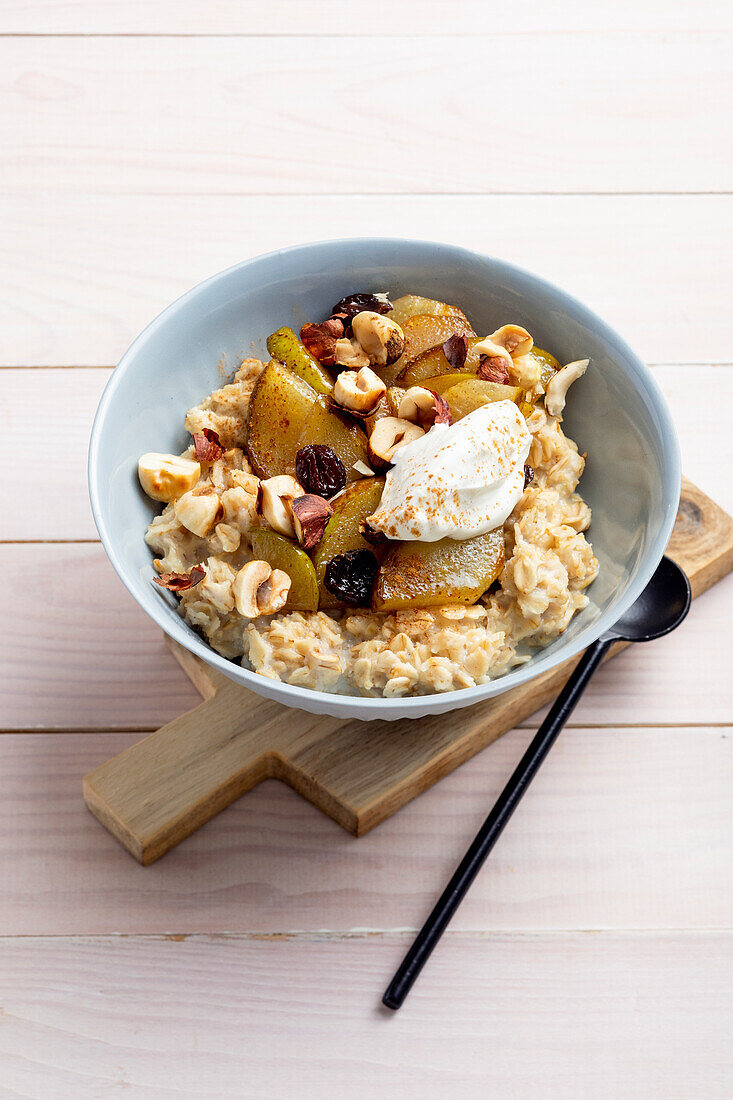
top-left (2, 727), bottom-right (731, 935)
top-left (2, 36), bottom-right (730, 197)
top-left (2, 195), bottom-right (731, 366)
top-left (82, 479), bottom-right (733, 863)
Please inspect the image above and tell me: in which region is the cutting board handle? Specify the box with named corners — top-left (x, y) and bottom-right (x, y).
top-left (83, 683), bottom-right (278, 864)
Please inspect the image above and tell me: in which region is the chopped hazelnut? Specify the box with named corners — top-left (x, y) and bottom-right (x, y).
top-left (257, 475), bottom-right (304, 537)
top-left (291, 494), bottom-right (333, 550)
top-left (335, 336), bottom-right (370, 371)
top-left (233, 561), bottom-right (291, 617)
top-left (333, 366), bottom-right (387, 415)
top-left (487, 324), bottom-right (533, 358)
top-left (351, 311), bottom-right (405, 367)
top-left (398, 387), bottom-right (452, 427)
top-left (367, 416), bottom-right (425, 467)
top-left (174, 486), bottom-right (223, 537)
top-left (138, 453), bottom-right (201, 503)
top-left (544, 359), bottom-right (589, 418)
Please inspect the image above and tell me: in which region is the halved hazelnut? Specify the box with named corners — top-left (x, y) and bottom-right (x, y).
top-left (138, 453), bottom-right (201, 503)
top-left (300, 322), bottom-right (338, 366)
top-left (291, 494), bottom-right (333, 550)
top-left (256, 475), bottom-right (304, 538)
top-left (367, 416), bottom-right (424, 467)
top-left (174, 486), bottom-right (223, 537)
top-left (477, 356), bottom-right (511, 384)
top-left (334, 336), bottom-right (370, 371)
top-left (333, 366), bottom-right (386, 415)
top-left (233, 561), bottom-right (291, 618)
top-left (544, 359), bottom-right (589, 418)
top-left (351, 311), bottom-right (405, 367)
top-left (398, 387), bottom-right (452, 427)
top-left (487, 324), bottom-right (533, 358)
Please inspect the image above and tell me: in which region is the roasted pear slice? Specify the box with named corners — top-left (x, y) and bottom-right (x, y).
top-left (443, 379), bottom-right (522, 420)
top-left (381, 314), bottom-right (476, 385)
top-left (531, 346), bottom-right (561, 390)
top-left (388, 295), bottom-right (472, 328)
top-left (372, 530), bottom-right (505, 611)
top-left (267, 326), bottom-right (333, 396)
top-left (246, 359), bottom-right (319, 479)
top-left (246, 359), bottom-right (368, 480)
top-left (313, 477), bottom-right (386, 608)
top-left (249, 527), bottom-right (319, 611)
top-left (396, 335), bottom-right (486, 388)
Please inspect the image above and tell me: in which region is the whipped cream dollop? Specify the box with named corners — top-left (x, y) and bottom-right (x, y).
top-left (367, 400), bottom-right (532, 542)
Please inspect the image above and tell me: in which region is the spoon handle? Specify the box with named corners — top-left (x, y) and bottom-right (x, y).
top-left (382, 635), bottom-right (613, 1011)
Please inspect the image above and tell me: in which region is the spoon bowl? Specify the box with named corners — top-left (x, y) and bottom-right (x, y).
top-left (611, 556), bottom-right (691, 642)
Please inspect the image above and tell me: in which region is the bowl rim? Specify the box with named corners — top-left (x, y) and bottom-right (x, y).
top-left (89, 236), bottom-right (681, 715)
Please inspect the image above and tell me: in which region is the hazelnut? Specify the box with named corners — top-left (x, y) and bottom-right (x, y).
top-left (477, 356), bottom-right (511, 384)
top-left (233, 561), bottom-right (291, 618)
top-left (333, 366), bottom-right (387, 415)
top-left (335, 336), bottom-right (370, 371)
top-left (138, 453), bottom-right (201, 503)
top-left (487, 324), bottom-right (533, 358)
top-left (256, 475), bottom-right (304, 537)
top-left (300, 322), bottom-right (338, 366)
top-left (367, 416), bottom-right (425, 467)
top-left (471, 336), bottom-right (513, 368)
top-left (398, 387), bottom-right (452, 427)
top-left (544, 359), bottom-right (589, 418)
top-left (174, 486), bottom-right (223, 537)
top-left (291, 494), bottom-right (333, 550)
top-left (351, 311), bottom-right (405, 367)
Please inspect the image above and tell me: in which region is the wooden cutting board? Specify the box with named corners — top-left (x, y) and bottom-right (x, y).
top-left (84, 478), bottom-right (733, 864)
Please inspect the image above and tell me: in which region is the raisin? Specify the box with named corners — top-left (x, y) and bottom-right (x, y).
top-left (295, 444), bottom-right (347, 498)
top-left (324, 549), bottom-right (379, 607)
top-left (331, 292), bottom-right (392, 325)
top-left (523, 464), bottom-right (534, 489)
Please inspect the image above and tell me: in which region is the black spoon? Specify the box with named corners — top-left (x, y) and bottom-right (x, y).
top-left (383, 555), bottom-right (691, 1011)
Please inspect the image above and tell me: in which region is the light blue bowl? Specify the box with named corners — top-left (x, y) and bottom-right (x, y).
top-left (89, 238), bottom-right (681, 721)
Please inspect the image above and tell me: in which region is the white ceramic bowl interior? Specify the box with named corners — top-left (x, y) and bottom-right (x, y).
top-left (89, 238), bottom-right (681, 720)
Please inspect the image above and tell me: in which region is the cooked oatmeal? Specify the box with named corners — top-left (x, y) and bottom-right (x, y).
top-left (141, 292), bottom-right (598, 698)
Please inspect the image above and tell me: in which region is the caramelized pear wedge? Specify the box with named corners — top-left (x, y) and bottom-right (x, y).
top-left (396, 335), bottom-right (485, 388)
top-left (246, 359), bottom-right (319, 478)
top-left (246, 359), bottom-right (368, 480)
top-left (381, 314), bottom-right (476, 386)
top-left (249, 527), bottom-right (319, 611)
top-left (442, 379), bottom-right (522, 420)
top-left (388, 295), bottom-right (471, 328)
top-left (266, 326), bottom-right (333, 396)
top-left (531, 345), bottom-right (561, 390)
top-left (372, 530), bottom-right (505, 611)
top-left (313, 477), bottom-right (386, 608)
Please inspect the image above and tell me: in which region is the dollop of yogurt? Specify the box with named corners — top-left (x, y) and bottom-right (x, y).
top-left (367, 400), bottom-right (532, 542)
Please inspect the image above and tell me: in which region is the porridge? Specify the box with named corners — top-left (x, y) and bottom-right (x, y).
top-left (140, 291), bottom-right (598, 697)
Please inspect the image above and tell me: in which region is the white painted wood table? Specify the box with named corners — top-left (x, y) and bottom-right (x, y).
top-left (2, 2), bottom-right (732, 1096)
